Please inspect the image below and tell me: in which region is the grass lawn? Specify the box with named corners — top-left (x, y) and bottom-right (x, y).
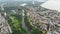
top-left (7, 14), bottom-right (28, 34)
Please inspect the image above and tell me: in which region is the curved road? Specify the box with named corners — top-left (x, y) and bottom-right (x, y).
top-left (21, 10), bottom-right (31, 34)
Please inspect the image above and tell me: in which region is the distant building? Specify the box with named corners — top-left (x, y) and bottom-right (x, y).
top-left (0, 13), bottom-right (12, 34)
top-left (27, 6), bottom-right (60, 34)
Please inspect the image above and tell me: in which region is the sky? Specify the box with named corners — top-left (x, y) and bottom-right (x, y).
top-left (0, 0), bottom-right (46, 2)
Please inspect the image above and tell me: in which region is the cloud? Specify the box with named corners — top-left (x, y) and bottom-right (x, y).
top-left (37, 0), bottom-right (46, 2)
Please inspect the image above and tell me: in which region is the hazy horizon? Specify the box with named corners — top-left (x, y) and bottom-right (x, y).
top-left (0, 0), bottom-right (46, 2)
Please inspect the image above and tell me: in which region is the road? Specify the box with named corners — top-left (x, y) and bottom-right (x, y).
top-left (21, 10), bottom-right (31, 34)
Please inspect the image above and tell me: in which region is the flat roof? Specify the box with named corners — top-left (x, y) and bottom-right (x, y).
top-left (41, 0), bottom-right (60, 12)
